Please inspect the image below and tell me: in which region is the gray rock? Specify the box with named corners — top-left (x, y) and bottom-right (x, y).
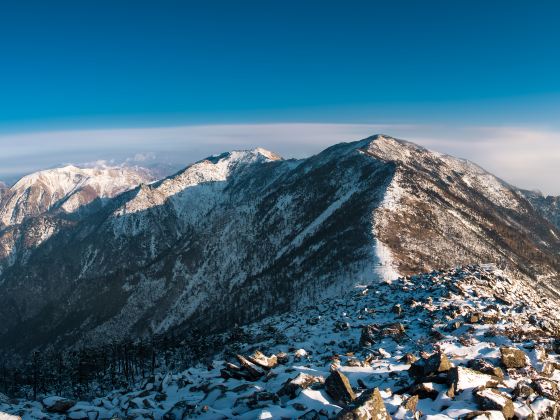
top-left (500, 347), bottom-right (528, 369)
top-left (336, 388), bottom-right (391, 420)
top-left (325, 370), bottom-right (356, 405)
top-left (474, 387), bottom-right (515, 419)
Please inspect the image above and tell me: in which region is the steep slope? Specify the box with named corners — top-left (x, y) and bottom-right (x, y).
top-left (0, 135), bottom-right (559, 360)
top-left (0, 142), bottom-right (394, 356)
top-left (521, 190), bottom-right (560, 231)
top-left (366, 137), bottom-right (560, 285)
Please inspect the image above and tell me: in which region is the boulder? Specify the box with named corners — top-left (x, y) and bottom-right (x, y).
top-left (500, 347), bottom-right (528, 369)
top-left (278, 373), bottom-right (325, 399)
top-left (532, 378), bottom-right (560, 401)
top-left (512, 380), bottom-right (535, 400)
top-left (236, 355), bottom-right (266, 380)
top-left (248, 350), bottom-right (278, 369)
top-left (336, 388), bottom-right (390, 420)
top-left (360, 323), bottom-right (406, 346)
top-left (448, 367), bottom-right (500, 397)
top-left (400, 353), bottom-right (418, 365)
top-left (276, 352), bottom-right (289, 364)
top-left (408, 382), bottom-right (439, 400)
top-left (403, 394), bottom-right (419, 412)
top-left (42, 396), bottom-right (76, 413)
top-left (325, 370), bottom-right (356, 405)
top-left (467, 359), bottom-right (504, 380)
top-left (409, 351), bottom-right (452, 379)
top-left (474, 388), bottom-right (515, 419)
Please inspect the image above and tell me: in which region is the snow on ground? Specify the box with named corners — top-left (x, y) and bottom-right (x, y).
top-left (2, 265), bottom-right (560, 419)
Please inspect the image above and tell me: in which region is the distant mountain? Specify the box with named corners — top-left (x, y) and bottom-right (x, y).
top-left (0, 135), bottom-right (559, 359)
top-left (0, 164), bottom-right (155, 227)
top-left (521, 189), bottom-right (560, 230)
top-left (0, 165), bottom-right (154, 275)
top-left (0, 181), bottom-right (7, 202)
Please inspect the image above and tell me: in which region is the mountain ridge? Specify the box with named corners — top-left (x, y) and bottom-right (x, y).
top-left (0, 134), bottom-right (558, 361)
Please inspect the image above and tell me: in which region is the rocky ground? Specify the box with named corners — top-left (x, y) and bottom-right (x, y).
top-left (2, 265), bottom-right (560, 419)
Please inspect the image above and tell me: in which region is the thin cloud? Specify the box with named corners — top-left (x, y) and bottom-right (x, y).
top-left (0, 123), bottom-right (558, 195)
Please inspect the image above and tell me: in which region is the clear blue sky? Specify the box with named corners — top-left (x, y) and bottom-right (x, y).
top-left (0, 0), bottom-right (559, 130)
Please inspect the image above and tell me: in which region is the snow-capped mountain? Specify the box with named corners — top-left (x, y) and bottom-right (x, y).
top-left (0, 135), bottom-right (559, 360)
top-left (0, 165), bottom-right (154, 275)
top-left (0, 165), bottom-right (155, 227)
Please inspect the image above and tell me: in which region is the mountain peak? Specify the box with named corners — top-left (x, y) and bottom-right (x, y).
top-left (360, 134), bottom-right (430, 163)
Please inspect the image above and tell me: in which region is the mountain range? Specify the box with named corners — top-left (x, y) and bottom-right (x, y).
top-left (0, 135), bottom-right (559, 360)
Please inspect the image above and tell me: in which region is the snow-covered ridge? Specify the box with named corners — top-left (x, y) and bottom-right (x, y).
top-left (114, 148), bottom-right (281, 215)
top-left (365, 135), bottom-right (521, 211)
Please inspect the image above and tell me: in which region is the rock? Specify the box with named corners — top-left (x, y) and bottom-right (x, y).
top-left (532, 378), bottom-right (560, 401)
top-left (294, 349), bottom-right (308, 359)
top-left (461, 410), bottom-right (507, 420)
top-left (336, 388), bottom-right (391, 420)
top-left (42, 396), bottom-right (77, 413)
top-left (236, 354), bottom-right (266, 380)
top-left (467, 359), bottom-right (505, 380)
top-left (325, 370), bottom-right (356, 405)
top-left (408, 382), bottom-right (439, 400)
top-left (220, 362), bottom-right (252, 380)
top-left (360, 323), bottom-right (406, 346)
top-left (292, 402), bottom-right (307, 411)
top-left (500, 347), bottom-right (528, 369)
top-left (278, 373), bottom-right (325, 399)
top-left (448, 367), bottom-right (500, 397)
top-left (392, 304), bottom-right (403, 316)
top-left (541, 362), bottom-right (557, 377)
top-left (512, 380), bottom-right (535, 400)
top-left (474, 388), bottom-right (515, 419)
top-left (467, 312), bottom-right (483, 324)
top-left (248, 350), bottom-right (278, 369)
top-left (163, 400), bottom-right (196, 420)
top-left (276, 352), bottom-right (289, 364)
top-left (334, 321), bottom-right (351, 331)
top-left (307, 316), bottom-right (321, 325)
top-left (403, 395), bottom-right (419, 412)
top-left (409, 351), bottom-right (452, 379)
top-left (400, 353), bottom-right (418, 365)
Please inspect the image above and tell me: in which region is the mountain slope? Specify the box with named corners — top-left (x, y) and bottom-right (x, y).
top-left (366, 137), bottom-right (560, 282)
top-left (0, 165), bottom-right (154, 277)
top-left (2, 265), bottom-right (560, 419)
top-left (0, 135), bottom-right (559, 359)
top-left (521, 189), bottom-right (560, 231)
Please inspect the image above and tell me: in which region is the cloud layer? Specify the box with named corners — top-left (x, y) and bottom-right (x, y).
top-left (0, 123), bottom-right (558, 194)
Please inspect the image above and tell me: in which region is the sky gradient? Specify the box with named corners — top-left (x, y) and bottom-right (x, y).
top-left (0, 1), bottom-right (559, 192)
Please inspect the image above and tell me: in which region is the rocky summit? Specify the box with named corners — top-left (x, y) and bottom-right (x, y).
top-left (2, 265), bottom-right (560, 419)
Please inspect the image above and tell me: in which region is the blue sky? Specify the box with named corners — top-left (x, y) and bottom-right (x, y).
top-left (0, 1), bottom-right (559, 192)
